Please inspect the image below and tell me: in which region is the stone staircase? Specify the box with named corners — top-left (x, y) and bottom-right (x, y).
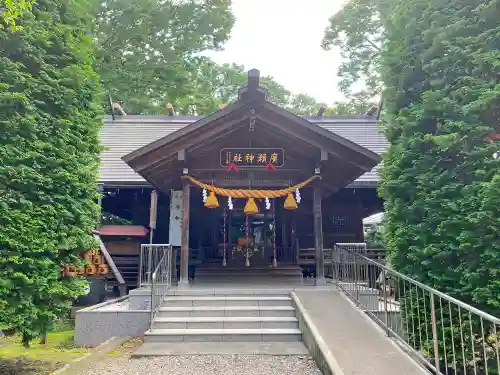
top-left (143, 291), bottom-right (302, 344)
top-left (194, 264), bottom-right (304, 284)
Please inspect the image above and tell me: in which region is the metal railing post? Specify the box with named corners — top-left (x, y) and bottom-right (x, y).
top-left (330, 248), bottom-right (334, 280)
top-left (147, 245), bottom-right (153, 285)
top-left (139, 245), bottom-right (144, 287)
top-left (354, 254), bottom-right (359, 300)
top-left (430, 292), bottom-right (440, 374)
top-left (333, 244), bottom-right (500, 374)
top-left (381, 268), bottom-right (389, 336)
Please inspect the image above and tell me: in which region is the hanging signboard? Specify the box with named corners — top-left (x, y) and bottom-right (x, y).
top-left (168, 190), bottom-right (183, 247)
top-left (220, 148), bottom-right (284, 168)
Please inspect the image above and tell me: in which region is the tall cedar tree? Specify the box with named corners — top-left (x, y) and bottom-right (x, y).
top-left (380, 0), bottom-right (500, 314)
top-left (0, 0), bottom-right (102, 343)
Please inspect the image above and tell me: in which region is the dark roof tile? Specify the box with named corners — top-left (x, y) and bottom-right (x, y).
top-left (99, 115), bottom-right (387, 186)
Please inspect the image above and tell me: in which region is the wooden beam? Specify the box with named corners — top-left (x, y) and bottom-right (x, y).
top-left (131, 109), bottom-right (250, 172)
top-left (259, 107), bottom-right (378, 170)
top-left (179, 180), bottom-right (191, 286)
top-left (142, 120), bottom-right (245, 178)
top-left (187, 123), bottom-right (248, 154)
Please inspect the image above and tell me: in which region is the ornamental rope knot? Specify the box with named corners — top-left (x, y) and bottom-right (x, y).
top-left (181, 174), bottom-right (321, 214)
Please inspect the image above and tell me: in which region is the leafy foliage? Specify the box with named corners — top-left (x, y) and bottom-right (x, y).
top-left (93, 0), bottom-right (374, 116)
top-left (94, 0), bottom-right (235, 115)
top-left (380, 0), bottom-right (500, 313)
top-left (0, 0), bottom-right (102, 343)
top-left (322, 0), bottom-right (389, 97)
top-left (379, 0), bottom-right (500, 372)
top-left (364, 228), bottom-right (385, 248)
top-left (0, 0), bottom-right (35, 29)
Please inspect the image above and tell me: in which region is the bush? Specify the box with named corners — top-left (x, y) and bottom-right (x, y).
top-left (0, 0), bottom-right (102, 344)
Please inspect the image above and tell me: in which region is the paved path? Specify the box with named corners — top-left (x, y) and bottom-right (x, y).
top-left (77, 355), bottom-right (321, 375)
top-left (295, 290), bottom-right (430, 375)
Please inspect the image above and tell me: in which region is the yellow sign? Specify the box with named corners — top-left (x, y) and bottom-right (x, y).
top-left (221, 148), bottom-right (284, 168)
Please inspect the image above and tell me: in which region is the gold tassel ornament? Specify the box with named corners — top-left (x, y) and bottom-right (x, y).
top-left (244, 198), bottom-right (259, 215)
top-left (284, 193), bottom-right (298, 210)
top-left (204, 191), bottom-right (219, 208)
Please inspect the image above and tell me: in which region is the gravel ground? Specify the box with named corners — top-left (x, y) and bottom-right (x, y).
top-left (78, 355), bottom-right (322, 375)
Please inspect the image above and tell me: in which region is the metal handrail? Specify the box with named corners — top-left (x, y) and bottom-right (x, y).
top-left (332, 244), bottom-right (500, 375)
top-left (139, 244), bottom-right (172, 287)
top-left (149, 244), bottom-right (173, 329)
top-left (336, 245), bottom-right (500, 324)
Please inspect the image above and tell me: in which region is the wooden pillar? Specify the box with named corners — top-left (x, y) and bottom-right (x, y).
top-left (314, 185), bottom-right (326, 285)
top-left (292, 212), bottom-right (299, 265)
top-left (96, 183), bottom-right (104, 230)
top-left (228, 211), bottom-right (233, 264)
top-left (179, 180), bottom-right (190, 286)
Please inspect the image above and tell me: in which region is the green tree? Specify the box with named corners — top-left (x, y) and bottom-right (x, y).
top-left (95, 0), bottom-right (235, 115)
top-left (379, 0), bottom-right (500, 372)
top-left (0, 0), bottom-right (35, 29)
top-left (288, 93), bottom-right (320, 116)
top-left (322, 0), bottom-right (389, 97)
top-left (0, 0), bottom-right (102, 344)
top-left (172, 58), bottom-right (292, 115)
top-left (174, 60), bottom-right (367, 116)
top-left (364, 228), bottom-right (385, 248)
top-left (327, 92), bottom-right (373, 115)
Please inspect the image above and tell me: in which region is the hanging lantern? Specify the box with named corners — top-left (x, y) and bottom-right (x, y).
top-left (244, 197), bottom-right (259, 215)
top-left (284, 193), bottom-right (298, 210)
top-left (204, 191), bottom-right (219, 208)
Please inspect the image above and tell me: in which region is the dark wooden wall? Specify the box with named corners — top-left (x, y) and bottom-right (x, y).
top-left (101, 185), bottom-right (382, 251)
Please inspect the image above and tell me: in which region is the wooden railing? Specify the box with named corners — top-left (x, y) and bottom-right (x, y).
top-left (92, 231), bottom-right (127, 296)
top-left (171, 245), bottom-right (385, 267)
top-left (299, 247), bottom-right (386, 266)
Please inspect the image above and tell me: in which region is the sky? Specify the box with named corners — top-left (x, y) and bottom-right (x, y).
top-left (205, 0), bottom-right (345, 104)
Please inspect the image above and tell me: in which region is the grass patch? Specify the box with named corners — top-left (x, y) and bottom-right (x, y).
top-left (107, 337), bottom-right (143, 358)
top-left (0, 330), bottom-right (90, 375)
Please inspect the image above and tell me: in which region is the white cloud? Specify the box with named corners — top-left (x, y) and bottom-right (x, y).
top-left (205, 0), bottom-right (345, 103)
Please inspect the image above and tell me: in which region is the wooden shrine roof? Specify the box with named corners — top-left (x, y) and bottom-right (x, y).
top-left (107, 69), bottom-right (384, 191)
top-left (101, 114), bottom-right (386, 188)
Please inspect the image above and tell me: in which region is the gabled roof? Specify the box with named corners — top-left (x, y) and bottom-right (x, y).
top-left (121, 93), bottom-right (380, 181)
top-left (100, 114), bottom-right (387, 187)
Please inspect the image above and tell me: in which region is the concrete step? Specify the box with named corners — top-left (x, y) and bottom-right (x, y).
top-left (153, 316), bottom-right (299, 329)
top-left (144, 328), bottom-right (302, 343)
top-left (196, 263), bottom-right (300, 268)
top-left (195, 269), bottom-right (303, 275)
top-left (162, 296), bottom-right (293, 307)
top-left (167, 289), bottom-right (291, 296)
top-left (156, 305), bottom-right (296, 317)
top-left (194, 275), bottom-right (303, 286)
top-left (195, 267), bottom-right (302, 272)
top-left (133, 341), bottom-right (309, 356)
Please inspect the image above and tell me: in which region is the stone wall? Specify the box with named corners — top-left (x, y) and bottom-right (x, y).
top-left (74, 297), bottom-right (149, 347)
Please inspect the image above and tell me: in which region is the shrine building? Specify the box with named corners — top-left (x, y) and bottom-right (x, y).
top-left (98, 69), bottom-right (386, 288)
